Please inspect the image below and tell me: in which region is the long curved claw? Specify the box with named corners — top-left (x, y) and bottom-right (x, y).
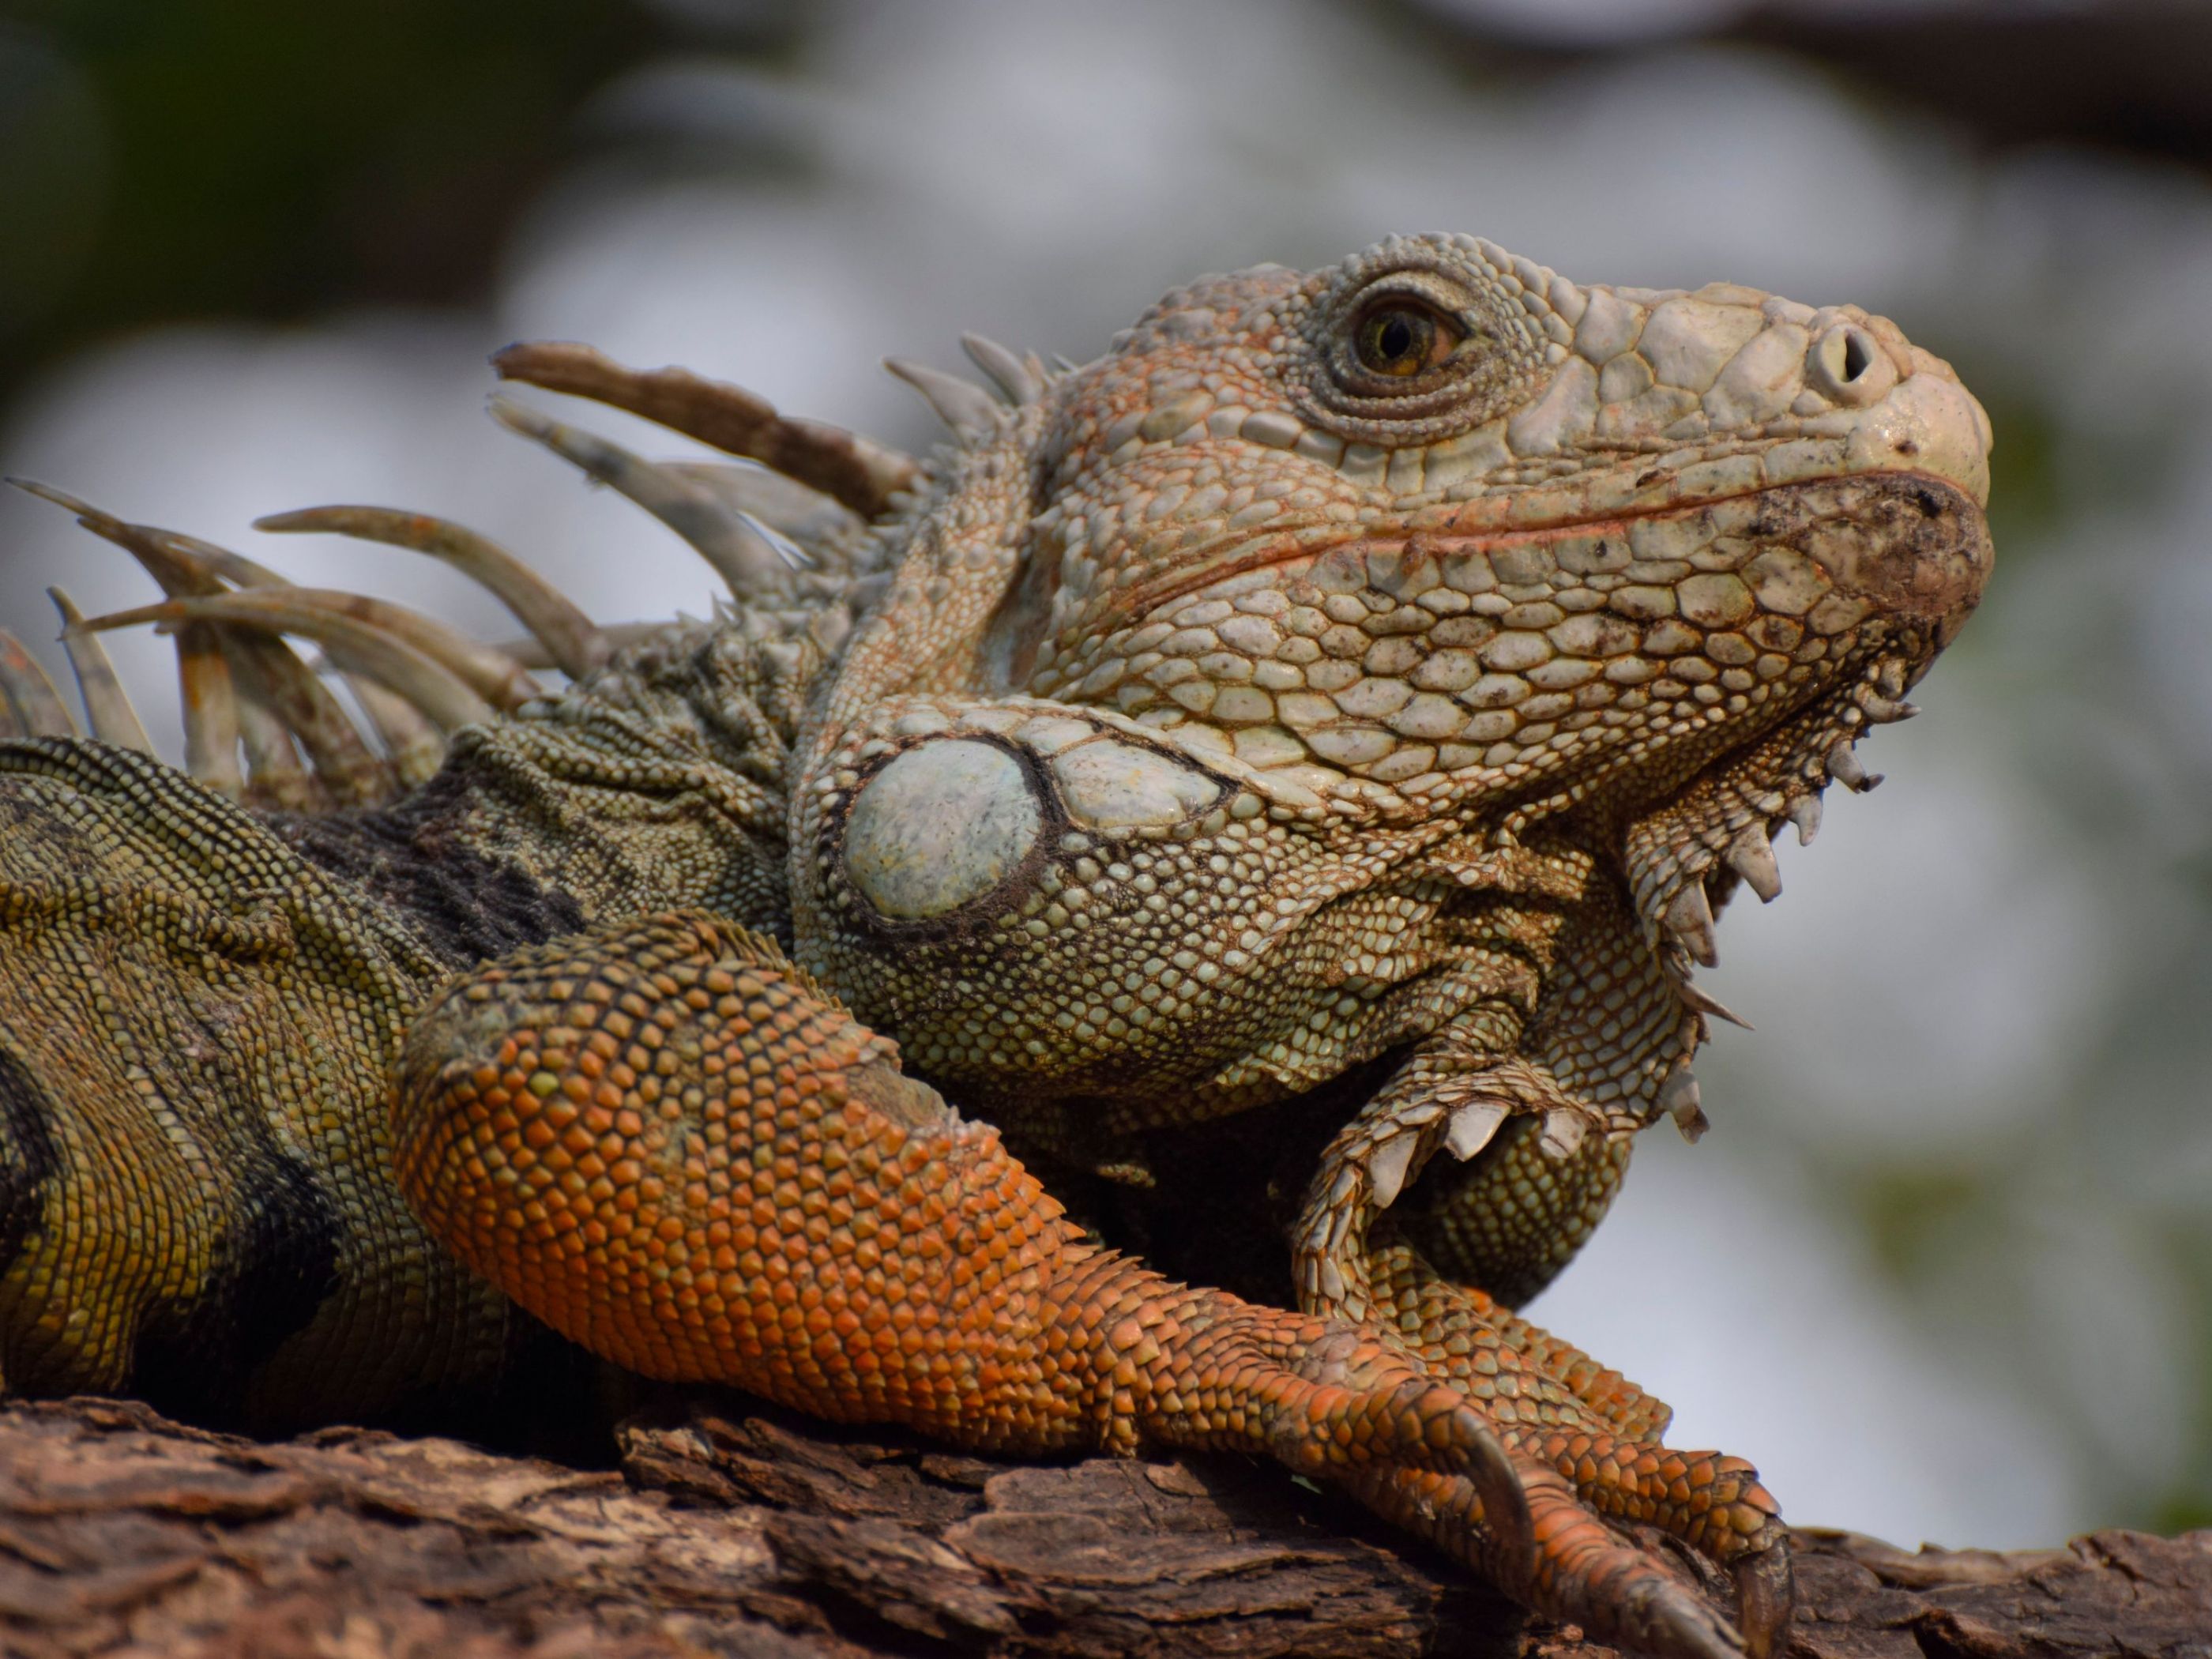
top-left (1347, 1232), bottom-right (1791, 1582)
top-left (255, 506), bottom-right (611, 680)
top-left (1362, 1459), bottom-right (1750, 1659)
top-left (48, 589), bottom-right (152, 752)
top-left (0, 627), bottom-right (76, 737)
top-left (1732, 1539), bottom-right (1797, 1659)
top-left (490, 340), bottom-right (918, 519)
top-left (1253, 1341), bottom-right (1532, 1572)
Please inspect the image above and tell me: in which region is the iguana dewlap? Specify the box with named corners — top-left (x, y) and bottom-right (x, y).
top-left (0, 233), bottom-right (1992, 1659)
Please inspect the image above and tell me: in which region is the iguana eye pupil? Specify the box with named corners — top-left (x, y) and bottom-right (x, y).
top-left (1353, 303), bottom-right (1449, 377)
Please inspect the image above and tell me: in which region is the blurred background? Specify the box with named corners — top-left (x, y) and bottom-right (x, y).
top-left (2, 0), bottom-right (2208, 1550)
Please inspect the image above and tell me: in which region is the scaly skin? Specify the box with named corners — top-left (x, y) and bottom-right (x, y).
top-left (0, 234), bottom-right (1992, 1658)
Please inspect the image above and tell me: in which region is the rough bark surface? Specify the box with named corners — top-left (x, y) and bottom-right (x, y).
top-left (0, 1397), bottom-right (2203, 1659)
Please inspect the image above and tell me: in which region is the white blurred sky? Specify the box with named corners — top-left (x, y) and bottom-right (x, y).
top-left (5, 0), bottom-right (2208, 1548)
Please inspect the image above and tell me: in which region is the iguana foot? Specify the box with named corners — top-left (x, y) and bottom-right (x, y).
top-left (391, 912), bottom-right (1760, 1657)
top-left (1296, 1085), bottom-right (1793, 1656)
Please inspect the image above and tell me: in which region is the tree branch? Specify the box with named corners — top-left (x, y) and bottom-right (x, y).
top-left (0, 1397), bottom-right (2203, 1658)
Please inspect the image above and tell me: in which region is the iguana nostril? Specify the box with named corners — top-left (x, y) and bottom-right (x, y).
top-left (842, 739), bottom-right (1041, 920)
top-left (1810, 322), bottom-right (1891, 404)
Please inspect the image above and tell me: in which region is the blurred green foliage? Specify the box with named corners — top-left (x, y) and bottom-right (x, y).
top-left (0, 0), bottom-right (658, 388)
top-left (1847, 1163), bottom-right (1990, 1287)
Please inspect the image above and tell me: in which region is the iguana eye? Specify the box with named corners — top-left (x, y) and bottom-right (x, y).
top-left (1352, 303), bottom-right (1458, 377)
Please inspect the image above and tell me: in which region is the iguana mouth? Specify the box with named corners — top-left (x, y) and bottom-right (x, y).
top-left (1110, 466), bottom-right (1988, 632)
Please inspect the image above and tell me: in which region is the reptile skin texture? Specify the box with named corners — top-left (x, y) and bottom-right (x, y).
top-left (0, 235), bottom-right (1993, 1659)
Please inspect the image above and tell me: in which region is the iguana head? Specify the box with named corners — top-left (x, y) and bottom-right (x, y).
top-left (796, 232), bottom-right (1992, 1149)
top-left (1010, 233), bottom-right (1988, 916)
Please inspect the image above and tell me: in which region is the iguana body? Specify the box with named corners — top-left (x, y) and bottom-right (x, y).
top-left (0, 235), bottom-right (1992, 1659)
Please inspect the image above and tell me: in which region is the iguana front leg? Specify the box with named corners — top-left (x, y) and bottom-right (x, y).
top-left (389, 910), bottom-right (1753, 1659)
top-left (1284, 888), bottom-right (1794, 1653)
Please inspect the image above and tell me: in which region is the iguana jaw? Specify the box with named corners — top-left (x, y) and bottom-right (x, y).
top-left (1458, 462), bottom-right (1994, 964)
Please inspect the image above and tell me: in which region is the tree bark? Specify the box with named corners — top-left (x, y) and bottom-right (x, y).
top-left (0, 1396), bottom-right (2203, 1659)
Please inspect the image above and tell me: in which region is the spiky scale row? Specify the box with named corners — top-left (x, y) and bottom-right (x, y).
top-left (254, 506), bottom-right (612, 680)
top-left (490, 339), bottom-right (919, 519)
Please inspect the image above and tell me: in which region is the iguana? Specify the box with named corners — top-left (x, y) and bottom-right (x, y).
top-left (0, 234), bottom-right (1992, 1659)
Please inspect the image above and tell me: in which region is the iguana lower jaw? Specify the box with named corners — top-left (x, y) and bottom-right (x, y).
top-left (1529, 464), bottom-right (1993, 976)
